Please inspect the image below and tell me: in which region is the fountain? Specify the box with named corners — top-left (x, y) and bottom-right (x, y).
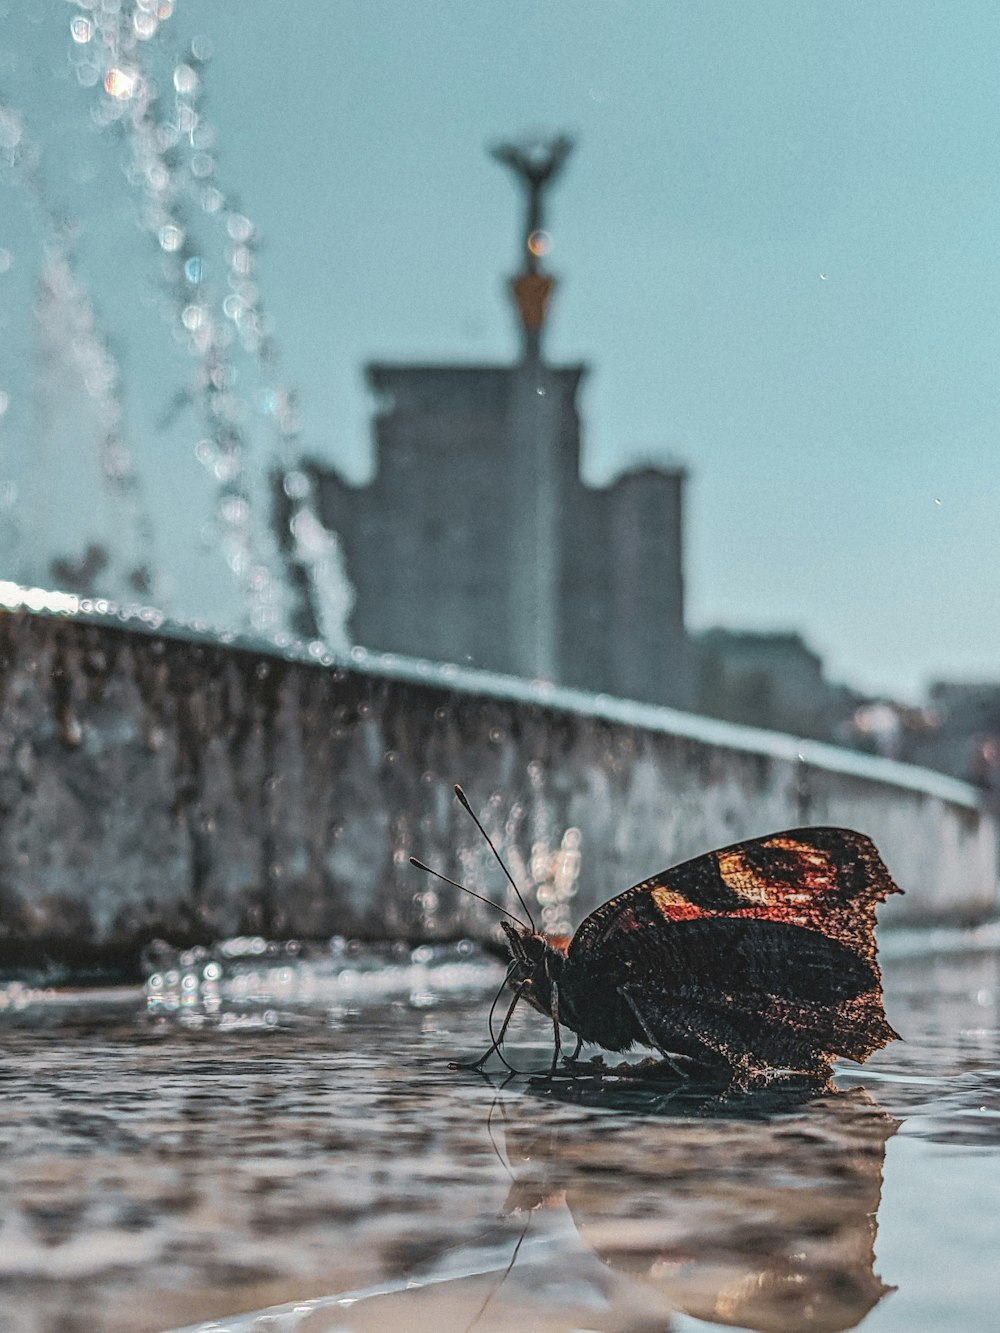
top-left (0, 0), bottom-right (351, 644)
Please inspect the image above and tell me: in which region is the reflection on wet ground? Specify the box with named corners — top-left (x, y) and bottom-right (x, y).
top-left (0, 945), bottom-right (997, 1332)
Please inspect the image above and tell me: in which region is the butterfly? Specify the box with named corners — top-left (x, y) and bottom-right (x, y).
top-left (411, 787), bottom-right (902, 1087)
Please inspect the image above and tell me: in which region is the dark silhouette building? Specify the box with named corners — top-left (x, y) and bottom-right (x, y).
top-left (279, 137), bottom-right (693, 709)
top-left (694, 628), bottom-right (859, 740)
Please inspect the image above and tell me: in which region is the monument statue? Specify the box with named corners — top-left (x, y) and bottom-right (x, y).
top-left (490, 134), bottom-right (574, 352)
top-left (490, 134), bottom-right (574, 269)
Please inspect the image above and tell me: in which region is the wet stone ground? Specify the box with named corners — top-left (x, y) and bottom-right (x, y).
top-left (0, 944), bottom-right (997, 1333)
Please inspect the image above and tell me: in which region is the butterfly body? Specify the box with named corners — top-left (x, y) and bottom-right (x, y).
top-left (501, 826), bottom-right (901, 1083)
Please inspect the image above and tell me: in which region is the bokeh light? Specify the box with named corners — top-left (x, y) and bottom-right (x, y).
top-left (527, 228), bottom-right (552, 257)
top-left (103, 68), bottom-right (139, 101)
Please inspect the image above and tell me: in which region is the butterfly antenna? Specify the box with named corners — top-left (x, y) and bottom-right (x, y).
top-left (464, 1214), bottom-right (532, 1333)
top-left (486, 1087), bottom-right (517, 1185)
top-left (408, 858), bottom-right (529, 931)
top-left (454, 976), bottom-right (528, 1074)
top-left (454, 785), bottom-right (537, 932)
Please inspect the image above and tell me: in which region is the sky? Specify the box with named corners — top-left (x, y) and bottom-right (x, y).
top-left (4, 1), bottom-right (1000, 700)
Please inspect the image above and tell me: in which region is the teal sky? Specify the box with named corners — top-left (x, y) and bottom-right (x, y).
top-left (5, 2), bottom-right (1000, 700)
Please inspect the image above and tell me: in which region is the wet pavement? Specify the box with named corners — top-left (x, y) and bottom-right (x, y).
top-left (0, 943), bottom-right (997, 1333)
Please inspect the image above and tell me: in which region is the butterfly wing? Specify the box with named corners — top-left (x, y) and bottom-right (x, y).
top-left (566, 828), bottom-right (901, 1072)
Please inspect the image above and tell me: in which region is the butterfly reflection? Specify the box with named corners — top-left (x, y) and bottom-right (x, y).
top-left (495, 1077), bottom-right (899, 1333)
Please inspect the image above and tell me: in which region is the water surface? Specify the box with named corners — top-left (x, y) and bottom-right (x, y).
top-left (0, 943), bottom-right (997, 1332)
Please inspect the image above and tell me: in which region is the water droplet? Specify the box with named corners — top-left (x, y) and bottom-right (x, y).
top-left (147, 162), bottom-right (170, 191)
top-left (220, 495), bottom-right (249, 525)
top-left (69, 15), bottom-right (92, 42)
top-left (283, 469), bottom-right (310, 500)
top-left (213, 455), bottom-right (240, 484)
top-left (183, 255), bottom-right (204, 284)
top-left (227, 214), bottom-right (254, 243)
top-left (0, 105), bottom-right (22, 153)
top-left (173, 64), bottom-right (198, 96)
top-left (76, 61), bottom-right (101, 88)
top-left (158, 223), bottom-right (184, 252)
top-left (104, 67), bottom-right (139, 100)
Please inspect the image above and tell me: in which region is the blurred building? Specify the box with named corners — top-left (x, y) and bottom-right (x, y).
top-left (281, 362), bottom-right (691, 708)
top-left (694, 628), bottom-right (860, 741)
top-left (852, 681), bottom-right (1000, 799)
top-left (277, 138), bottom-right (693, 709)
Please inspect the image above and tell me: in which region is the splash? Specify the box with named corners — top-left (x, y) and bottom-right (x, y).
top-left (143, 937), bottom-right (501, 1025)
top-left (0, 3), bottom-right (355, 650)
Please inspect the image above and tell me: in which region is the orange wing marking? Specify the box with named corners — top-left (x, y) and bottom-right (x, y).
top-left (717, 838), bottom-right (840, 910)
top-left (651, 885), bottom-right (708, 921)
top-left (715, 849), bottom-right (771, 904)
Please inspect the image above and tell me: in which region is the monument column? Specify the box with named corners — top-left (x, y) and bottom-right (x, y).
top-left (491, 135), bottom-right (573, 682)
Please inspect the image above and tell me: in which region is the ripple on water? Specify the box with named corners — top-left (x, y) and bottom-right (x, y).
top-left (0, 944), bottom-right (995, 1332)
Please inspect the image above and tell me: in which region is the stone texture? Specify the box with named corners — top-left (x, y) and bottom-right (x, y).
top-left (0, 608), bottom-right (995, 975)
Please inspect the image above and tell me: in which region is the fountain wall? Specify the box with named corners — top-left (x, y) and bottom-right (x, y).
top-left (0, 601), bottom-right (995, 975)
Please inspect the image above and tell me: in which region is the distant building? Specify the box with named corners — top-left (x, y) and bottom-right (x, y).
top-left (281, 362), bottom-right (692, 708)
top-left (277, 138), bottom-right (693, 709)
top-left (694, 628), bottom-right (859, 740)
top-left (900, 681), bottom-right (1000, 795)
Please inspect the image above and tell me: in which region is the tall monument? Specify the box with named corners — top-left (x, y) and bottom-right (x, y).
top-left (491, 135), bottom-right (573, 680)
top-left (491, 134), bottom-right (573, 359)
top-left (275, 137), bottom-right (693, 710)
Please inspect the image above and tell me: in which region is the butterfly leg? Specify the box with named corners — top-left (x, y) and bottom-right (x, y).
top-left (619, 987), bottom-right (691, 1080)
top-left (548, 980), bottom-right (562, 1075)
top-left (453, 981), bottom-right (525, 1072)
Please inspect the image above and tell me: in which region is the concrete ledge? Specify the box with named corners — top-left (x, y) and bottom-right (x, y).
top-left (0, 596), bottom-right (996, 976)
